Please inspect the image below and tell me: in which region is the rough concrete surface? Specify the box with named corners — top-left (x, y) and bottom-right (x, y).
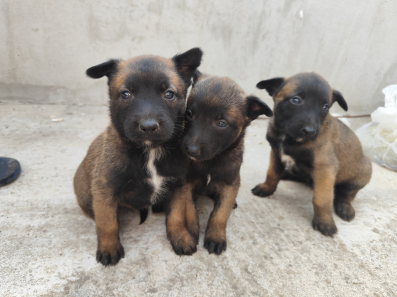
top-left (0, 104), bottom-right (396, 297)
top-left (1, 0), bottom-right (397, 114)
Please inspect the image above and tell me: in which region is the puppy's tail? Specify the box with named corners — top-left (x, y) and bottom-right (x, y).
top-left (139, 208), bottom-right (149, 224)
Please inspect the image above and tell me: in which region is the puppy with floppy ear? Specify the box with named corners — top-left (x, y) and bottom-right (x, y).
top-left (74, 48), bottom-right (203, 266)
top-left (252, 72), bottom-right (372, 236)
top-left (177, 71), bottom-right (273, 254)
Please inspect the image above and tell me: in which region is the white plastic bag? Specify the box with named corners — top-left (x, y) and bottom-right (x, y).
top-left (356, 85), bottom-right (397, 171)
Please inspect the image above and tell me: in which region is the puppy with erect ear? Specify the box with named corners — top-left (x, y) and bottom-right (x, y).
top-left (252, 72), bottom-right (372, 237)
top-left (174, 73), bottom-right (273, 255)
top-left (74, 48), bottom-right (203, 266)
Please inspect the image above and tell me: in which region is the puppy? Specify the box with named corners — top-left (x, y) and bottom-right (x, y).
top-left (73, 48), bottom-right (203, 265)
top-left (251, 72), bottom-right (372, 236)
top-left (179, 72), bottom-right (273, 254)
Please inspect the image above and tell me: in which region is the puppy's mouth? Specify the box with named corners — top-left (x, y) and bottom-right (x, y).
top-left (124, 132), bottom-right (173, 148)
top-left (188, 154), bottom-right (212, 162)
top-left (284, 127), bottom-right (319, 143)
top-left (286, 134), bottom-right (318, 143)
top-left (184, 149), bottom-right (218, 162)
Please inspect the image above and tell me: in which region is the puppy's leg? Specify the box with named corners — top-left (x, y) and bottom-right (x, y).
top-left (93, 193), bottom-right (124, 266)
top-left (204, 178), bottom-right (239, 255)
top-left (184, 183), bottom-right (199, 243)
top-left (206, 177), bottom-right (238, 208)
top-left (312, 167), bottom-right (337, 236)
top-left (334, 158), bottom-right (371, 222)
top-left (334, 184), bottom-right (359, 222)
top-left (252, 149), bottom-right (284, 197)
top-left (74, 162), bottom-right (94, 219)
top-left (166, 184), bottom-right (198, 255)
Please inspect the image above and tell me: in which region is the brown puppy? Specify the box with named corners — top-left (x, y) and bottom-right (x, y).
top-left (252, 72), bottom-right (372, 236)
top-left (178, 72), bottom-right (273, 254)
top-left (74, 48), bottom-right (203, 265)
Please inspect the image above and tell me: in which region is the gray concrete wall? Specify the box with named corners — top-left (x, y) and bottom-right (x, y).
top-left (1, 0), bottom-right (396, 114)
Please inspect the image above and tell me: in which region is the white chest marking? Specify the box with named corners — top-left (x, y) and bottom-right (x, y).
top-left (280, 148), bottom-right (296, 171)
top-left (146, 148), bottom-right (166, 203)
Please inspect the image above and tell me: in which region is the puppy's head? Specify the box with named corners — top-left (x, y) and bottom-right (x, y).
top-left (182, 73), bottom-right (273, 161)
top-left (257, 72), bottom-right (348, 142)
top-left (86, 48), bottom-right (203, 147)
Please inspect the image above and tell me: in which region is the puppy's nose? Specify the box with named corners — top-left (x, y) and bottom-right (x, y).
top-left (302, 126), bottom-right (316, 136)
top-left (139, 119), bottom-right (159, 132)
top-left (186, 144), bottom-right (200, 156)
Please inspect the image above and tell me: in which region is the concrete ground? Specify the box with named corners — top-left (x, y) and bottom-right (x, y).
top-left (0, 104), bottom-right (396, 297)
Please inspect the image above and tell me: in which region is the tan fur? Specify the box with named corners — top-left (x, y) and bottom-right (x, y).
top-left (205, 178), bottom-right (240, 244)
top-left (166, 184), bottom-right (197, 255)
top-left (274, 81), bottom-right (297, 104)
top-left (183, 183), bottom-right (200, 241)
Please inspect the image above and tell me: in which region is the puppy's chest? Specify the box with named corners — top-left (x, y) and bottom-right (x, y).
top-left (278, 141), bottom-right (314, 172)
top-left (279, 147), bottom-right (296, 171)
top-left (144, 148), bottom-right (168, 204)
top-left (116, 147), bottom-right (183, 207)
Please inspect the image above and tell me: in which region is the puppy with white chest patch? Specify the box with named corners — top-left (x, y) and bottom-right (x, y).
top-left (73, 48), bottom-right (203, 265)
top-left (252, 72), bottom-right (372, 236)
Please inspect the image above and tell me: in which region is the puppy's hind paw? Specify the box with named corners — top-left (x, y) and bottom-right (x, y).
top-left (251, 184), bottom-right (275, 198)
top-left (334, 202), bottom-right (355, 222)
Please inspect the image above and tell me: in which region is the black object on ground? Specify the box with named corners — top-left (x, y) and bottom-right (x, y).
top-left (0, 157), bottom-right (21, 186)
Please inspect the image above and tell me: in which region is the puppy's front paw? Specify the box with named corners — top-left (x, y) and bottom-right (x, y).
top-left (251, 183), bottom-right (275, 197)
top-left (204, 238), bottom-right (227, 255)
top-left (168, 228), bottom-right (197, 256)
top-left (334, 202), bottom-right (355, 222)
top-left (96, 244), bottom-right (125, 266)
top-left (186, 219), bottom-right (199, 244)
top-left (312, 217), bottom-right (337, 237)
top-left (204, 226), bottom-right (227, 255)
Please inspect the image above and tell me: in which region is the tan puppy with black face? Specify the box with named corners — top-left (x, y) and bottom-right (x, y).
top-left (252, 72), bottom-right (372, 236)
top-left (74, 48), bottom-right (203, 265)
top-left (181, 72), bottom-right (273, 254)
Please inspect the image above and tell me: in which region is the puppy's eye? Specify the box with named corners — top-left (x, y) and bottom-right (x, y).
top-left (186, 110), bottom-right (193, 120)
top-left (217, 120), bottom-right (228, 128)
top-left (290, 97), bottom-right (301, 105)
top-left (121, 91), bottom-right (131, 99)
top-left (165, 91), bottom-right (175, 100)
top-left (323, 104), bottom-right (329, 111)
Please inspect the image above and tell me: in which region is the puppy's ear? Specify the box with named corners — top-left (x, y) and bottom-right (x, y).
top-left (246, 95), bottom-right (273, 120)
top-left (86, 59), bottom-right (119, 79)
top-left (332, 90), bottom-right (348, 111)
top-left (192, 70), bottom-right (201, 87)
top-left (173, 48), bottom-right (203, 85)
top-left (256, 78), bottom-right (284, 96)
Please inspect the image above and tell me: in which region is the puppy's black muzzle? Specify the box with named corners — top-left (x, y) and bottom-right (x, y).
top-left (302, 126), bottom-right (317, 137)
top-left (139, 118), bottom-right (159, 133)
top-left (186, 144), bottom-right (200, 156)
